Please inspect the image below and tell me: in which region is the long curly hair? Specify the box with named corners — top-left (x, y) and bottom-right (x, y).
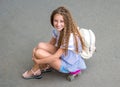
top-left (50, 6), bottom-right (85, 54)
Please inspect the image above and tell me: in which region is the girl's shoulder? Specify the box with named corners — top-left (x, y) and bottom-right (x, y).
top-left (52, 28), bottom-right (59, 38)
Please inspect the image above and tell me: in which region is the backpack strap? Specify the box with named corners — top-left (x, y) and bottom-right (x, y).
top-left (88, 29), bottom-right (92, 51)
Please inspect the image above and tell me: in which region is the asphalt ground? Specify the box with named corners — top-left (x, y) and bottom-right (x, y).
top-left (0, 0), bottom-right (120, 87)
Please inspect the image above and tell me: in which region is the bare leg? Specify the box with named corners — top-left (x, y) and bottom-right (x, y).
top-left (33, 48), bottom-right (62, 71)
top-left (22, 42), bottom-right (59, 78)
top-left (32, 42), bottom-right (57, 70)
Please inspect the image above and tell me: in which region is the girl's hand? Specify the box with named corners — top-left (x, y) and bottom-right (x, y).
top-left (32, 57), bottom-right (40, 64)
top-left (32, 47), bottom-right (37, 58)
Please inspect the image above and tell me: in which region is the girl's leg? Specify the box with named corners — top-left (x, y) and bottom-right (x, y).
top-left (34, 48), bottom-right (62, 71)
top-left (32, 42), bottom-right (57, 58)
top-left (22, 42), bottom-right (58, 78)
top-left (31, 42), bottom-right (62, 72)
top-left (37, 42), bottom-right (57, 54)
top-left (32, 42), bottom-right (57, 69)
top-left (48, 59), bottom-right (61, 71)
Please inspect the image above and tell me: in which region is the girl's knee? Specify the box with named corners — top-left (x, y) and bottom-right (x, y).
top-left (37, 42), bottom-right (46, 49)
top-left (34, 49), bottom-right (43, 59)
top-left (34, 48), bottom-right (50, 59)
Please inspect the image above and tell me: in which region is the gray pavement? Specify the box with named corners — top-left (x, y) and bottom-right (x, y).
top-left (0, 0), bottom-right (120, 87)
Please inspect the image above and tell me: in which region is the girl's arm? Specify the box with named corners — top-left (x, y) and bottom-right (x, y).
top-left (49, 37), bottom-right (56, 45)
top-left (33, 48), bottom-right (65, 64)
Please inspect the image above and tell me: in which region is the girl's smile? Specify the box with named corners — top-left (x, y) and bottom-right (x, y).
top-left (53, 14), bottom-right (65, 31)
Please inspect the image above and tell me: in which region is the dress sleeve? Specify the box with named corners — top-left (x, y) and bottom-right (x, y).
top-left (52, 29), bottom-right (57, 38)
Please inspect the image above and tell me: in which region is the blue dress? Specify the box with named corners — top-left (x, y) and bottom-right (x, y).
top-left (52, 29), bottom-right (86, 73)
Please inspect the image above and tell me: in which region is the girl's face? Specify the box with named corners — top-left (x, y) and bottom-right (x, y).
top-left (53, 14), bottom-right (65, 32)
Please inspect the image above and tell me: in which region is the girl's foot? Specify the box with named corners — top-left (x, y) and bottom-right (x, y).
top-left (40, 64), bottom-right (53, 73)
top-left (41, 68), bottom-right (53, 73)
top-left (22, 69), bottom-right (42, 79)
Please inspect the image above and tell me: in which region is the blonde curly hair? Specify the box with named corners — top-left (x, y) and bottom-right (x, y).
top-left (50, 6), bottom-right (85, 54)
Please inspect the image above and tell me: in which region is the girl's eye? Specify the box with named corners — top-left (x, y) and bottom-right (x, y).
top-left (54, 20), bottom-right (58, 22)
top-left (60, 20), bottom-right (64, 23)
top-left (53, 19), bottom-right (64, 23)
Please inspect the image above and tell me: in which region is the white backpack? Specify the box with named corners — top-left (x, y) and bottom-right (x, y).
top-left (78, 28), bottom-right (96, 59)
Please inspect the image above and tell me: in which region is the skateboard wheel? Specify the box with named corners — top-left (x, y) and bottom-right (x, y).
top-left (66, 73), bottom-right (81, 81)
top-left (66, 75), bottom-right (75, 81)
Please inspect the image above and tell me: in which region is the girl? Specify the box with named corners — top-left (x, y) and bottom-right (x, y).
top-left (22, 6), bottom-right (86, 79)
